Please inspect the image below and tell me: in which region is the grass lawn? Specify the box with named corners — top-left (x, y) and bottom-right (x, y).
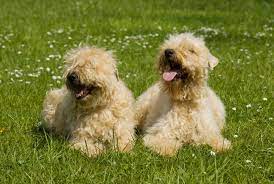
top-left (0, 0), bottom-right (273, 183)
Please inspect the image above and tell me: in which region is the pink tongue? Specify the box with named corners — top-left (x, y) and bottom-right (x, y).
top-left (163, 71), bottom-right (177, 81)
top-left (75, 90), bottom-right (84, 98)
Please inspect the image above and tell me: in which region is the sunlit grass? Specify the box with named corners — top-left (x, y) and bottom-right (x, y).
top-left (0, 0), bottom-right (273, 183)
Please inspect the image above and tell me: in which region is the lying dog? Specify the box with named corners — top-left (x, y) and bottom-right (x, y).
top-left (135, 33), bottom-right (231, 156)
top-left (42, 46), bottom-right (136, 156)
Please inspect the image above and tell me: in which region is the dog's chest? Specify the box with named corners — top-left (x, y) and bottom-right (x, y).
top-left (145, 92), bottom-right (172, 127)
top-left (73, 109), bottom-right (117, 139)
top-left (185, 97), bottom-right (217, 133)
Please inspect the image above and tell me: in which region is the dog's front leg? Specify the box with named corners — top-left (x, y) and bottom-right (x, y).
top-left (69, 129), bottom-right (106, 157)
top-left (143, 133), bottom-right (182, 156)
top-left (143, 111), bottom-right (185, 156)
top-left (113, 121), bottom-right (135, 153)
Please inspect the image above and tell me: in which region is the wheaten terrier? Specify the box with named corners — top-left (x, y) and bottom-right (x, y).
top-left (135, 33), bottom-right (231, 156)
top-left (42, 46), bottom-right (136, 157)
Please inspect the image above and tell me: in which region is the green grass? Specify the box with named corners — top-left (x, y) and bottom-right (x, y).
top-left (0, 0), bottom-right (273, 183)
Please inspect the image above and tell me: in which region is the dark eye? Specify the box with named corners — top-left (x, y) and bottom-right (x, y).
top-left (189, 49), bottom-right (196, 54)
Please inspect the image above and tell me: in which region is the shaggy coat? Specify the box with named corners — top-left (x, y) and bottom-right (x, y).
top-left (42, 47), bottom-right (136, 157)
top-left (135, 33), bottom-right (231, 156)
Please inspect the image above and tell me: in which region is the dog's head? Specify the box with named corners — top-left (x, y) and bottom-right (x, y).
top-left (158, 33), bottom-right (218, 84)
top-left (63, 46), bottom-right (118, 107)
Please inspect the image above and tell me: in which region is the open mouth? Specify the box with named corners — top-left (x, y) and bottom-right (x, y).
top-left (66, 72), bottom-right (96, 100)
top-left (74, 86), bottom-right (92, 100)
top-left (68, 84), bottom-right (95, 100)
top-left (162, 61), bottom-right (189, 82)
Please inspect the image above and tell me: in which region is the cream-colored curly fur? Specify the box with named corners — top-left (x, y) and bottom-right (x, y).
top-left (135, 33), bottom-right (231, 156)
top-left (42, 46), bottom-right (136, 157)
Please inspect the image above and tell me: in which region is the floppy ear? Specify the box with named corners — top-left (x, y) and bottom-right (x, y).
top-left (208, 53), bottom-right (219, 69)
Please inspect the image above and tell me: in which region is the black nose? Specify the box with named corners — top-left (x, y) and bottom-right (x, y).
top-left (165, 49), bottom-right (175, 58)
top-left (67, 73), bottom-right (78, 83)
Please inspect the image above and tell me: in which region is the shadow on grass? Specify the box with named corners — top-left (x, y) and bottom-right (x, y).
top-left (30, 121), bottom-right (69, 150)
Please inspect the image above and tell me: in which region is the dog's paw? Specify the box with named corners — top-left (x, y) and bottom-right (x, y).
top-left (212, 138), bottom-right (232, 152)
top-left (69, 140), bottom-right (104, 157)
top-left (143, 134), bottom-right (179, 156)
top-left (116, 140), bottom-right (134, 153)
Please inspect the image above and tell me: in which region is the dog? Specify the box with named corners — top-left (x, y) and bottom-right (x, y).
top-left (42, 46), bottom-right (136, 157)
top-left (135, 33), bottom-right (231, 156)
